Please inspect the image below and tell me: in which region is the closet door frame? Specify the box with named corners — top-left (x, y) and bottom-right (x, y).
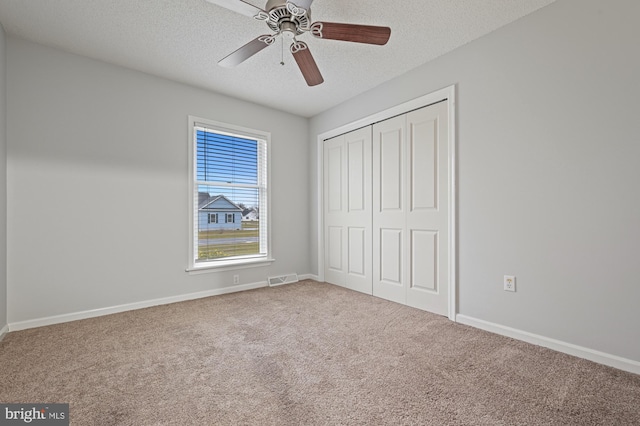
top-left (316, 85), bottom-right (457, 322)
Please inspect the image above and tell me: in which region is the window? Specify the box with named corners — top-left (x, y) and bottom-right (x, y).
top-left (188, 117), bottom-right (271, 271)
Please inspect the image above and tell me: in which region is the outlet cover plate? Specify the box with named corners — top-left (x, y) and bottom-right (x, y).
top-left (504, 275), bottom-right (516, 292)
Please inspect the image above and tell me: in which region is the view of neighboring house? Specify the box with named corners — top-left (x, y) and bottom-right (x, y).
top-left (198, 193), bottom-right (243, 230)
top-left (242, 208), bottom-right (258, 222)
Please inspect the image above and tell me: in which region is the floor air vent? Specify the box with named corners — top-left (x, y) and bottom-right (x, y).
top-left (268, 273), bottom-right (299, 287)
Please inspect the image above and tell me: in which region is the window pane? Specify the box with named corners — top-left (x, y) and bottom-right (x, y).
top-left (196, 130), bottom-right (258, 185)
top-left (196, 185), bottom-right (262, 262)
top-left (191, 121), bottom-right (268, 267)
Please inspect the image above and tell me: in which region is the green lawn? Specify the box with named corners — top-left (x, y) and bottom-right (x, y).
top-left (198, 229), bottom-right (257, 239)
top-left (198, 222), bottom-right (260, 260)
top-left (198, 243), bottom-right (259, 259)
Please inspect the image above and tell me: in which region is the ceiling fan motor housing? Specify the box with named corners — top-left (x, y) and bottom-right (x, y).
top-left (264, 0), bottom-right (310, 35)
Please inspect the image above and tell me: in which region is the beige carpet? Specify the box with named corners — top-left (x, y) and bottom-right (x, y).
top-left (1, 280), bottom-right (639, 425)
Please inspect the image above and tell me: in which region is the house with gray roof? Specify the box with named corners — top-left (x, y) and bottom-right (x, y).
top-left (242, 208), bottom-right (259, 222)
top-left (198, 194), bottom-right (243, 230)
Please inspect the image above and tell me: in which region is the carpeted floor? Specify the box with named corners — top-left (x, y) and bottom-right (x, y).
top-left (1, 280), bottom-right (639, 425)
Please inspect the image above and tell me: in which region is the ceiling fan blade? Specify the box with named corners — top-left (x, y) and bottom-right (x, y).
top-left (311, 22), bottom-right (391, 45)
top-left (290, 41), bottom-right (324, 86)
top-left (219, 35), bottom-right (274, 68)
top-left (204, 0), bottom-right (266, 18)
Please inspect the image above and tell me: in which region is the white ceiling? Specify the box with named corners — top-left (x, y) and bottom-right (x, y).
top-left (0, 0), bottom-right (556, 117)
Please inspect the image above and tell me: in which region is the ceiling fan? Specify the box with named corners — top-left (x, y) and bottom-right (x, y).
top-left (206, 0), bottom-right (391, 86)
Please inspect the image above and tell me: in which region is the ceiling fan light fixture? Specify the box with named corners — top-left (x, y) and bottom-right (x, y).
top-left (280, 21), bottom-right (297, 39)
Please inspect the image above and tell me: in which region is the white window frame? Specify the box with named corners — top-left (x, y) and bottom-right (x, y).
top-left (187, 116), bottom-right (273, 273)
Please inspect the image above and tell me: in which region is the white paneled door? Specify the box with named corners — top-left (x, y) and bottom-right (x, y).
top-left (373, 101), bottom-right (450, 315)
top-left (324, 99), bottom-right (451, 316)
top-left (323, 127), bottom-right (373, 294)
top-left (371, 114), bottom-right (405, 303)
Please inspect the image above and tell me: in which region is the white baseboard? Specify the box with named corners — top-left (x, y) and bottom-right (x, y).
top-left (9, 281), bottom-right (268, 332)
top-left (298, 274), bottom-right (319, 281)
top-left (456, 314), bottom-right (640, 376)
top-left (0, 324), bottom-right (8, 341)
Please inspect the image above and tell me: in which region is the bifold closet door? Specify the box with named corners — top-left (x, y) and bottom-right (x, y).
top-left (323, 127), bottom-right (372, 294)
top-left (372, 100), bottom-right (450, 315)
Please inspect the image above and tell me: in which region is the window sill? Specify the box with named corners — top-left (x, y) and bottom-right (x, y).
top-left (186, 257), bottom-right (275, 275)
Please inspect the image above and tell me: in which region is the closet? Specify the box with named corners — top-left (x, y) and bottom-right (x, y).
top-left (323, 99), bottom-right (450, 316)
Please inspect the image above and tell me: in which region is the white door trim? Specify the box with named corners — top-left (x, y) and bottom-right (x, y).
top-left (316, 85), bottom-right (457, 321)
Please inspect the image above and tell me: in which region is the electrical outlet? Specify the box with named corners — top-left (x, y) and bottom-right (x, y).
top-left (233, 274), bottom-right (240, 285)
top-left (504, 275), bottom-right (516, 292)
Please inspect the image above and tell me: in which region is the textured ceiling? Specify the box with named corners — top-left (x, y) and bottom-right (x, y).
top-left (0, 0), bottom-right (556, 117)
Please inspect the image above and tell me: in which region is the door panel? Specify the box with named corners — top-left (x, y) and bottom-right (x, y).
top-left (327, 144), bottom-right (342, 213)
top-left (380, 128), bottom-right (403, 212)
top-left (324, 136), bottom-right (346, 287)
top-left (348, 227), bottom-right (366, 276)
top-left (410, 230), bottom-right (437, 291)
top-left (348, 140), bottom-right (366, 212)
top-left (410, 119), bottom-right (438, 211)
top-left (380, 228), bottom-right (403, 283)
top-left (324, 127), bottom-right (372, 295)
top-left (327, 226), bottom-right (343, 272)
top-left (373, 115), bottom-right (406, 303)
top-left (405, 102), bottom-right (449, 315)
top-left (373, 101), bottom-right (450, 315)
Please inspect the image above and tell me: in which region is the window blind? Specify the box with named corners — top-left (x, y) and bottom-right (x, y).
top-left (195, 125), bottom-right (268, 262)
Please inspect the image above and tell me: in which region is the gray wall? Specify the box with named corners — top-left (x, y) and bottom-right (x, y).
top-left (310, 0), bottom-right (640, 362)
top-left (0, 24), bottom-right (7, 333)
top-left (6, 38), bottom-right (309, 324)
